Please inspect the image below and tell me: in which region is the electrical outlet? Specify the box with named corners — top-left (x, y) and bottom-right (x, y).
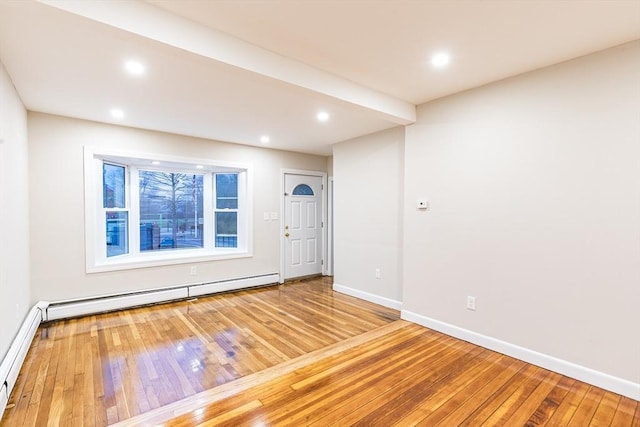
top-left (375, 268), bottom-right (381, 279)
top-left (466, 296), bottom-right (476, 311)
top-left (190, 266), bottom-right (197, 276)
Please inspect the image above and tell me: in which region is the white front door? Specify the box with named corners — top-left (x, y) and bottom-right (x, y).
top-left (284, 174), bottom-right (323, 280)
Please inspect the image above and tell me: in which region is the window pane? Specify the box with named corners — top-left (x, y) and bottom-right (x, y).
top-left (106, 211), bottom-right (128, 257)
top-left (216, 173), bottom-right (238, 209)
top-left (103, 163), bottom-right (125, 208)
top-left (292, 183), bottom-right (314, 196)
top-left (215, 212), bottom-right (237, 248)
top-left (139, 171), bottom-right (204, 251)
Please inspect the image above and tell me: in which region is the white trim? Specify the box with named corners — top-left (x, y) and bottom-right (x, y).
top-left (279, 170), bottom-right (285, 283)
top-left (321, 174), bottom-right (328, 276)
top-left (401, 310), bottom-right (640, 401)
top-left (87, 251), bottom-right (254, 273)
top-left (327, 176), bottom-right (334, 276)
top-left (280, 169), bottom-right (328, 283)
top-left (333, 283), bottom-right (403, 310)
top-left (0, 304), bottom-right (45, 419)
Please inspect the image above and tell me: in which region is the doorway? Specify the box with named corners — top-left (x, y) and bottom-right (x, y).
top-left (282, 171), bottom-right (325, 281)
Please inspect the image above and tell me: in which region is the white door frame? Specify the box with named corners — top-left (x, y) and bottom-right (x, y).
top-left (327, 176), bottom-right (334, 276)
top-left (280, 168), bottom-right (328, 283)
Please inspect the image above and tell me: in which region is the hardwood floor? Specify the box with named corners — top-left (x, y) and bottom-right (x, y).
top-left (1, 277), bottom-right (638, 426)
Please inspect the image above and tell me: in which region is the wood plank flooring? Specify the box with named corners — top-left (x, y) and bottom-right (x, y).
top-left (1, 277), bottom-right (638, 426)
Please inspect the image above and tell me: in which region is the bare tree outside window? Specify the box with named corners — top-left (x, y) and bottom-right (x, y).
top-left (139, 171), bottom-right (204, 251)
top-left (89, 150), bottom-right (250, 270)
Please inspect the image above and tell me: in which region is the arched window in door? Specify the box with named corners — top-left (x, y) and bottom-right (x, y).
top-left (292, 184), bottom-right (314, 196)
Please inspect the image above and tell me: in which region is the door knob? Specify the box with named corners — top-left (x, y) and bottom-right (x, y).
top-left (285, 232), bottom-right (290, 237)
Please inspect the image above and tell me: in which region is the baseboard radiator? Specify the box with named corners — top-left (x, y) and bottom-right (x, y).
top-left (44, 273), bottom-right (279, 321)
top-left (0, 303), bottom-right (46, 418)
top-left (0, 273), bottom-right (278, 420)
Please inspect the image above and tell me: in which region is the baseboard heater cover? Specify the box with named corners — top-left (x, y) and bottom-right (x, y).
top-left (189, 274), bottom-right (278, 297)
top-left (0, 303), bottom-right (45, 419)
top-left (44, 273), bottom-right (279, 321)
top-left (0, 383), bottom-right (7, 421)
top-left (46, 288), bottom-right (188, 321)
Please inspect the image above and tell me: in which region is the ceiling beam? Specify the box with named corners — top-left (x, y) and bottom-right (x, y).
top-left (38, 0), bottom-right (416, 125)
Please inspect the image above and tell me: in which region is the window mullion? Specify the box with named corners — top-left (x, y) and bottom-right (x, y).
top-left (203, 172), bottom-right (214, 250)
top-left (96, 158), bottom-right (107, 263)
top-left (129, 167), bottom-right (140, 255)
top-left (238, 171), bottom-right (247, 251)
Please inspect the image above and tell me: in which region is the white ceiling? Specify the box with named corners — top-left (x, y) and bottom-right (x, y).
top-left (1, 0), bottom-right (638, 156)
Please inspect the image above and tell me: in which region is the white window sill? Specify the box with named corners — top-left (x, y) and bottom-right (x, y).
top-left (87, 248), bottom-right (252, 273)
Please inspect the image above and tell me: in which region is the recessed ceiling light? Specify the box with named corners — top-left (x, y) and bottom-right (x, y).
top-left (124, 60), bottom-right (145, 76)
top-left (431, 52), bottom-right (450, 68)
top-left (317, 111), bottom-right (330, 122)
top-left (260, 135), bottom-right (270, 144)
top-left (110, 108), bottom-right (124, 119)
top-left (196, 165), bottom-right (204, 169)
top-left (151, 161), bottom-right (160, 165)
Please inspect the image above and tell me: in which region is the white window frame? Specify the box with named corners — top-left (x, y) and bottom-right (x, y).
top-left (213, 172), bottom-right (247, 250)
top-left (102, 161), bottom-right (129, 258)
top-left (84, 147), bottom-right (253, 273)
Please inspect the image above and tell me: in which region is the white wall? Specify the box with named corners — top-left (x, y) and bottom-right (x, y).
top-left (0, 62), bottom-right (30, 360)
top-left (333, 127), bottom-right (404, 305)
top-left (28, 113), bottom-right (327, 302)
top-left (403, 41), bottom-right (640, 385)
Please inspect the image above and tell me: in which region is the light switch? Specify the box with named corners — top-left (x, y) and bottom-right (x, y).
top-left (270, 212), bottom-right (279, 220)
top-left (264, 212), bottom-right (270, 221)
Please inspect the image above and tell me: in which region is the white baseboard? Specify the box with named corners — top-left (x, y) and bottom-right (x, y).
top-left (0, 305), bottom-right (44, 419)
top-left (333, 283), bottom-right (402, 310)
top-left (45, 273), bottom-right (279, 321)
top-left (189, 274), bottom-right (279, 297)
top-left (401, 310), bottom-right (640, 401)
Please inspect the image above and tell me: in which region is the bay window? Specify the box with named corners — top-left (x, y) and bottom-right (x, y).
top-left (84, 148), bottom-right (251, 272)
